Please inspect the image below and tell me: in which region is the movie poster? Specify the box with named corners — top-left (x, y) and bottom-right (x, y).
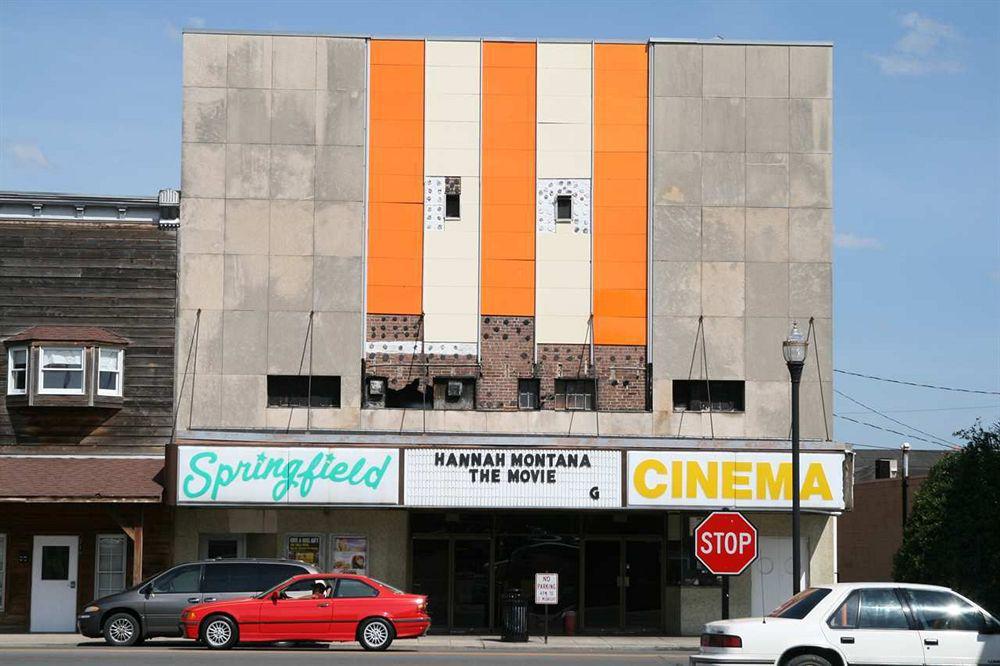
top-left (331, 535), bottom-right (368, 575)
top-left (286, 535), bottom-right (322, 566)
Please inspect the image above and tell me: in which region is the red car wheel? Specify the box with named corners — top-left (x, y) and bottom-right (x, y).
top-left (358, 617), bottom-right (394, 651)
top-left (200, 614), bottom-right (239, 650)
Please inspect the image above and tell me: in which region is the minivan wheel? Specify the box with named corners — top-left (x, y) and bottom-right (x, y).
top-left (200, 614), bottom-right (238, 650)
top-left (103, 612), bottom-right (142, 647)
top-left (358, 618), bottom-right (394, 651)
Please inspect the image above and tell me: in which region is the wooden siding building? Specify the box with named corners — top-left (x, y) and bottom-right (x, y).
top-left (0, 190), bottom-right (179, 632)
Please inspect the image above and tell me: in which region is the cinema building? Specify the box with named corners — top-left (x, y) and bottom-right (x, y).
top-left (173, 30), bottom-right (843, 634)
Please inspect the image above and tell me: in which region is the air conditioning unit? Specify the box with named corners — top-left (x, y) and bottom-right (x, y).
top-left (447, 380), bottom-right (463, 398)
top-left (875, 458), bottom-right (898, 480)
top-left (368, 378), bottom-right (385, 397)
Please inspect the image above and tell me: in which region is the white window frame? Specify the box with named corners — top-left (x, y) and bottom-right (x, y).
top-left (37, 346), bottom-right (86, 395)
top-left (6, 347), bottom-right (28, 396)
top-left (555, 195), bottom-right (573, 222)
top-left (0, 533), bottom-right (6, 612)
top-left (96, 348), bottom-right (124, 397)
top-left (94, 534), bottom-right (128, 598)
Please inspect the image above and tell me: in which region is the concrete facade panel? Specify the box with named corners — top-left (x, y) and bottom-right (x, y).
top-left (183, 33), bottom-right (228, 87)
top-left (224, 199), bottom-right (269, 255)
top-left (747, 46), bottom-right (789, 98)
top-left (223, 254), bottom-right (268, 311)
top-left (272, 36), bottom-right (316, 90)
top-left (701, 207), bottom-right (745, 262)
top-left (652, 44), bottom-right (702, 97)
top-left (227, 35), bottom-right (273, 89)
top-left (270, 90), bottom-right (316, 145)
top-left (225, 143), bottom-right (271, 199)
top-left (653, 205), bottom-right (701, 261)
top-left (184, 87), bottom-right (227, 143)
top-left (702, 45), bottom-right (745, 97)
top-left (746, 208), bottom-right (789, 263)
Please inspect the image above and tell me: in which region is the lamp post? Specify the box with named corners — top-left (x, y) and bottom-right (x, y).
top-left (782, 321), bottom-right (808, 595)
top-left (901, 442), bottom-right (911, 530)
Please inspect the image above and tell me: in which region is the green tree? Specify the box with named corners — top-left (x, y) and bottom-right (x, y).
top-left (893, 421), bottom-right (1000, 615)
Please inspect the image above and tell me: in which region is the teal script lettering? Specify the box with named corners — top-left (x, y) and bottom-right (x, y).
top-left (180, 449), bottom-right (394, 502)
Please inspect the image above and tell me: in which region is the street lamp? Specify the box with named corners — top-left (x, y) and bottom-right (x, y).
top-left (782, 321), bottom-right (808, 595)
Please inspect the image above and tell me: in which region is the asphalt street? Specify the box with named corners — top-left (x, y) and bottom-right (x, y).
top-left (0, 647), bottom-right (694, 665)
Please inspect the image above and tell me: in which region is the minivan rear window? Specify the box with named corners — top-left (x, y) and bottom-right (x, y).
top-left (768, 587), bottom-right (832, 619)
top-left (203, 563), bottom-right (308, 593)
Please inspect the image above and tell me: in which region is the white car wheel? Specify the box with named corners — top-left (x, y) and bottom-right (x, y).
top-left (359, 618), bottom-right (394, 651)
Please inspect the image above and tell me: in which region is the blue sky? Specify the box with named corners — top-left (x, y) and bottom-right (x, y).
top-left (1, 0), bottom-right (997, 450)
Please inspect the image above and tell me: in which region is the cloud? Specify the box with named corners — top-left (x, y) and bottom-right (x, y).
top-left (9, 142), bottom-right (52, 169)
top-left (871, 12), bottom-right (962, 76)
top-left (834, 232), bottom-right (883, 250)
top-left (166, 17), bottom-right (207, 41)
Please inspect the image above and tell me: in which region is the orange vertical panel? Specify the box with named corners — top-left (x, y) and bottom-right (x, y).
top-left (480, 42), bottom-right (536, 317)
top-left (593, 43), bottom-right (647, 345)
top-left (367, 40), bottom-right (424, 315)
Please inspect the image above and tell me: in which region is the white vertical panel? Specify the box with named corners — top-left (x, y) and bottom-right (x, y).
top-left (536, 42), bottom-right (593, 344)
top-left (423, 40), bottom-right (481, 347)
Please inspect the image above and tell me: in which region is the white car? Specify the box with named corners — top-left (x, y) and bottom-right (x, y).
top-left (691, 582), bottom-right (1000, 666)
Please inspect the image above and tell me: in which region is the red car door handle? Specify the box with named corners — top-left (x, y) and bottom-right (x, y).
top-left (317, 602), bottom-right (330, 607)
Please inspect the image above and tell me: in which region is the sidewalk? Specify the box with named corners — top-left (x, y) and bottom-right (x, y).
top-left (0, 632), bottom-right (700, 652)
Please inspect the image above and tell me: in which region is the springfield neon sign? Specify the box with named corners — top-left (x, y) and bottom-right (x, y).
top-left (177, 446), bottom-right (400, 505)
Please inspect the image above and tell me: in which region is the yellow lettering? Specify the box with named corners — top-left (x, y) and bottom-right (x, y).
top-left (671, 460), bottom-right (683, 498)
top-left (722, 461), bottom-right (752, 500)
top-left (633, 459), bottom-right (667, 499)
top-left (757, 462), bottom-right (793, 500)
top-left (686, 461), bottom-right (718, 498)
top-left (801, 463), bottom-right (833, 500)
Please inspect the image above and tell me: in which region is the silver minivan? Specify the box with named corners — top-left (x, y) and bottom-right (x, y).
top-left (77, 558), bottom-right (319, 646)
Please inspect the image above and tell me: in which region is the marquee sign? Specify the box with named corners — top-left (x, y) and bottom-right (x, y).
top-left (176, 446), bottom-right (400, 505)
top-left (627, 450), bottom-right (846, 511)
top-left (403, 448), bottom-right (621, 509)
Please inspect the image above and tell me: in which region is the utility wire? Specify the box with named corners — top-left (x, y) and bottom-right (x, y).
top-left (835, 389), bottom-right (957, 448)
top-left (834, 369), bottom-right (1000, 395)
top-left (839, 404), bottom-right (1000, 415)
top-left (834, 414), bottom-right (960, 450)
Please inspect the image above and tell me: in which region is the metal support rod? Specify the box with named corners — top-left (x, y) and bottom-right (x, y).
top-left (789, 361), bottom-right (804, 596)
top-left (901, 442), bottom-right (911, 530)
top-left (721, 575), bottom-right (730, 619)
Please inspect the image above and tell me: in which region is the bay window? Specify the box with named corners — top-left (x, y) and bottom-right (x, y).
top-left (38, 347), bottom-right (85, 394)
top-left (6, 347), bottom-right (27, 395)
top-left (97, 348), bottom-right (124, 397)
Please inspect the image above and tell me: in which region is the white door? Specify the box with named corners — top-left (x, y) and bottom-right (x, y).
top-left (31, 536), bottom-right (79, 632)
top-left (749, 536), bottom-right (808, 616)
top-left (822, 587), bottom-right (925, 666)
top-left (902, 588), bottom-right (1000, 666)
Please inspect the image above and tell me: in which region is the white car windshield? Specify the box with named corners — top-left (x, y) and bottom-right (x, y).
top-left (769, 587), bottom-right (833, 619)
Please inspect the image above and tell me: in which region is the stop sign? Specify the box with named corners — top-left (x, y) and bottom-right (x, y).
top-left (694, 511), bottom-right (758, 575)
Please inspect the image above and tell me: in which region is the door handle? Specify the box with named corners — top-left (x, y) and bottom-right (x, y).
top-left (203, 597), bottom-right (217, 602)
top-left (69, 581), bottom-right (76, 589)
top-left (317, 602), bottom-right (330, 607)
top-left (188, 597), bottom-right (200, 603)
top-left (924, 638), bottom-right (939, 646)
top-left (840, 637), bottom-right (854, 644)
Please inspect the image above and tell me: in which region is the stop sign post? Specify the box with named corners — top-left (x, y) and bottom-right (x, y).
top-left (694, 511), bottom-right (758, 619)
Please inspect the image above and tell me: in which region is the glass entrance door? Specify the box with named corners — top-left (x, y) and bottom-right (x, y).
top-left (411, 537), bottom-right (491, 632)
top-left (583, 538), bottom-right (662, 632)
top-left (584, 540), bottom-right (621, 629)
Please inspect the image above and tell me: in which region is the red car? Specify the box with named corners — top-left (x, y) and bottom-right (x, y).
top-left (179, 573), bottom-right (430, 651)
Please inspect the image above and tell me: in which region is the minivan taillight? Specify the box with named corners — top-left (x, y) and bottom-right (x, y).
top-left (701, 633), bottom-right (742, 648)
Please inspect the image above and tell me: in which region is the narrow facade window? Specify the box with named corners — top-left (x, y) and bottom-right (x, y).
top-left (517, 378), bottom-right (540, 410)
top-left (38, 347), bottom-right (85, 394)
top-left (97, 348), bottom-right (124, 397)
top-left (555, 195), bottom-right (572, 222)
top-left (95, 534), bottom-right (127, 598)
top-left (445, 193), bottom-right (460, 219)
top-left (6, 347), bottom-right (27, 395)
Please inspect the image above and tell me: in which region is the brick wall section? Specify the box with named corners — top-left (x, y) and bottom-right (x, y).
top-left (479, 315), bottom-right (535, 410)
top-left (594, 345), bottom-right (647, 411)
top-left (365, 314), bottom-right (478, 393)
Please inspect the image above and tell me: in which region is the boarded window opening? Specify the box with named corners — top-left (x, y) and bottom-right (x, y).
top-left (672, 380), bottom-right (744, 412)
top-left (266, 375), bottom-right (341, 408)
top-left (445, 193), bottom-right (460, 219)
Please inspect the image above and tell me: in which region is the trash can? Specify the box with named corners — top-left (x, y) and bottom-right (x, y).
top-left (500, 588), bottom-right (529, 642)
